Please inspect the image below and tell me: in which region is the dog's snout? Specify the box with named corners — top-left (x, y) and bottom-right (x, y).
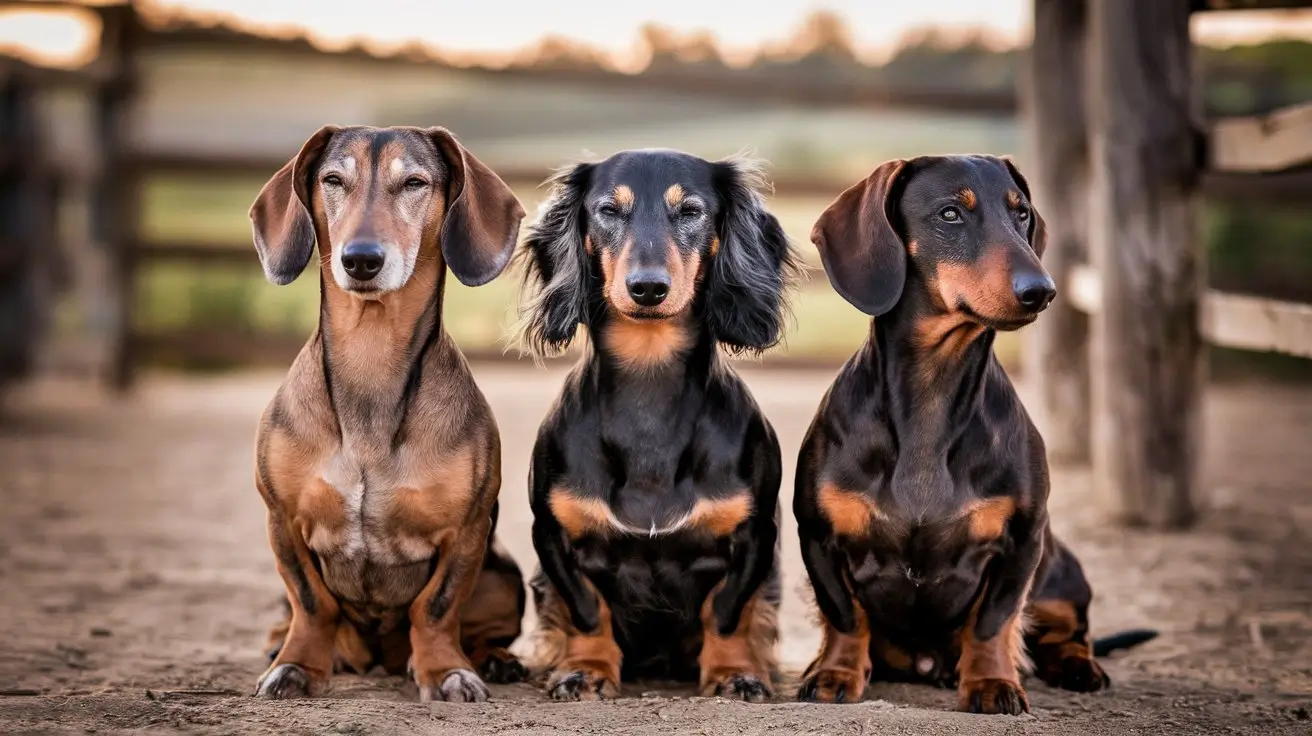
top-left (1013, 271), bottom-right (1057, 313)
top-left (341, 242), bottom-right (385, 282)
top-left (626, 270), bottom-right (671, 307)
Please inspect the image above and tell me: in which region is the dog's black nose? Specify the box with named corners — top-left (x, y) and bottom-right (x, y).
top-left (626, 271), bottom-right (670, 307)
top-left (341, 243), bottom-right (385, 282)
top-left (1013, 272), bottom-right (1057, 313)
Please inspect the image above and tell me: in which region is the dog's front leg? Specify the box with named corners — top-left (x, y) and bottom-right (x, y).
top-left (532, 511), bottom-right (622, 701)
top-left (957, 508), bottom-right (1045, 715)
top-left (408, 513), bottom-right (494, 702)
top-left (255, 510), bottom-right (340, 698)
top-left (695, 424), bottom-right (784, 703)
top-left (698, 479), bottom-right (780, 701)
top-left (794, 477), bottom-right (874, 703)
top-left (795, 528), bottom-right (872, 703)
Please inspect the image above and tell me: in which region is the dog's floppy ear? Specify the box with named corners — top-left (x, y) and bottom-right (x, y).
top-left (249, 126), bottom-right (337, 285)
top-left (429, 127), bottom-right (526, 286)
top-left (515, 162), bottom-right (594, 357)
top-left (811, 159), bottom-right (910, 317)
top-left (999, 156), bottom-right (1048, 259)
top-left (706, 156), bottom-right (802, 354)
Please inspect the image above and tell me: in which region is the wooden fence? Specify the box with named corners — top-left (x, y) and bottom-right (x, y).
top-left (3, 0), bottom-right (1311, 531)
top-left (1026, 0), bottom-right (1312, 529)
top-left (0, 10), bottom-right (131, 391)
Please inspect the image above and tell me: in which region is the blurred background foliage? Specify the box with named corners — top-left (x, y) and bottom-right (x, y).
top-left (110, 10), bottom-right (1310, 375)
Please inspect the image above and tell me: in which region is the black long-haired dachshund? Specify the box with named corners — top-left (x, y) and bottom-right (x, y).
top-left (516, 149), bottom-right (802, 701)
top-left (794, 156), bottom-right (1156, 714)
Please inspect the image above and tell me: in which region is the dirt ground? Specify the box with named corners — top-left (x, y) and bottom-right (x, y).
top-left (1, 364), bottom-right (1310, 735)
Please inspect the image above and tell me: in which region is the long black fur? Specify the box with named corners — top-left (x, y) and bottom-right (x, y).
top-left (516, 154), bottom-right (800, 358)
top-left (517, 149), bottom-right (800, 696)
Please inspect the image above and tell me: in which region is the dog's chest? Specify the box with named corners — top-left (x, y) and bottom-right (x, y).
top-left (844, 508), bottom-right (995, 640)
top-left (300, 438), bottom-right (443, 606)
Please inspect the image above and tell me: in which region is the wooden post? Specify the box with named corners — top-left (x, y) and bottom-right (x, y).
top-left (1088, 0), bottom-right (1203, 528)
top-left (0, 72), bottom-right (41, 389)
top-left (1023, 0), bottom-right (1091, 463)
top-left (93, 3), bottom-right (141, 391)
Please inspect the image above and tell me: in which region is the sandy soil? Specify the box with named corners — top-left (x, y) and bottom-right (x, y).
top-left (1, 365), bottom-right (1310, 735)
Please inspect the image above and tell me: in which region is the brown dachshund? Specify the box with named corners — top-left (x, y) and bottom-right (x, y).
top-left (794, 156), bottom-right (1156, 714)
top-left (248, 126), bottom-right (528, 702)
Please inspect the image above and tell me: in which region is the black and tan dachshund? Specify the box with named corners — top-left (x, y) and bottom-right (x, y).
top-left (516, 149), bottom-right (801, 701)
top-left (794, 155), bottom-right (1156, 714)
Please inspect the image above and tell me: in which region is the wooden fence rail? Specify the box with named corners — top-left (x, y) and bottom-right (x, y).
top-left (5, 0), bottom-right (1311, 535)
top-left (1027, 0), bottom-right (1312, 531)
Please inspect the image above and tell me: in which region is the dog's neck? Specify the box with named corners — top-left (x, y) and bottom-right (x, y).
top-left (864, 279), bottom-right (995, 441)
top-left (589, 309), bottom-right (716, 399)
top-left (317, 255), bottom-right (447, 441)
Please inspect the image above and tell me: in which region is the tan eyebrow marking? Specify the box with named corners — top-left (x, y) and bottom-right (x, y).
top-left (613, 185), bottom-right (634, 208)
top-left (957, 188), bottom-right (977, 210)
top-left (664, 184), bottom-right (685, 207)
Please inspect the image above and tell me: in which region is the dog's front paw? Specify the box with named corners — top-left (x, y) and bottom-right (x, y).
top-left (416, 668), bottom-right (490, 703)
top-left (254, 663), bottom-right (317, 699)
top-left (702, 673), bottom-right (772, 703)
top-left (1036, 651), bottom-right (1110, 693)
top-left (797, 666), bottom-right (868, 704)
top-left (478, 648), bottom-right (528, 684)
top-left (546, 668), bottom-right (620, 701)
top-left (958, 678), bottom-right (1029, 715)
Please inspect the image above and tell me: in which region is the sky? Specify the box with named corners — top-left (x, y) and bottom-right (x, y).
top-left (3, 0), bottom-right (1312, 68)
top-left (157, 0), bottom-right (1033, 61)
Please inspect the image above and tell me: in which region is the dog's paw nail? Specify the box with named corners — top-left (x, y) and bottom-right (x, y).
top-left (959, 679), bottom-right (1029, 715)
top-left (255, 663), bottom-right (313, 699)
top-left (713, 674), bottom-right (771, 703)
top-left (796, 668), bottom-right (864, 703)
top-left (1060, 657), bottom-right (1110, 692)
top-left (419, 669), bottom-right (489, 703)
top-left (479, 652), bottom-right (528, 684)
top-left (547, 670), bottom-right (616, 701)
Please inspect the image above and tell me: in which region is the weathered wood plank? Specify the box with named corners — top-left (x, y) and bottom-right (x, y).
top-left (1205, 292), bottom-right (1312, 359)
top-left (1210, 102), bottom-right (1312, 173)
top-left (1068, 264), bottom-right (1312, 359)
top-left (132, 240), bottom-right (253, 266)
top-left (127, 151), bottom-right (1312, 205)
top-left (1023, 0), bottom-right (1093, 462)
top-left (1192, 0), bottom-right (1312, 10)
top-left (93, 2), bottom-right (142, 391)
top-left (1088, 0), bottom-right (1204, 529)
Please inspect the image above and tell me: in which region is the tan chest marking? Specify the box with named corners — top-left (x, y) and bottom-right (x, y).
top-left (817, 484), bottom-right (1016, 543)
top-left (266, 420), bottom-right (481, 562)
top-left (606, 314), bottom-right (694, 371)
top-left (817, 484), bottom-right (883, 538)
top-left (966, 496), bottom-right (1016, 541)
top-left (548, 488), bottom-right (752, 539)
top-left (1029, 599), bottom-right (1079, 645)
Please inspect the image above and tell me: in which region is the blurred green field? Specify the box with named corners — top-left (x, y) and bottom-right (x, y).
top-left (139, 174), bottom-right (1018, 366)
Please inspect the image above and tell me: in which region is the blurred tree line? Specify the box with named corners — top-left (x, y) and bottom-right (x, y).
top-left (511, 11), bottom-right (1312, 375)
top-left (545, 10), bottom-right (1312, 116)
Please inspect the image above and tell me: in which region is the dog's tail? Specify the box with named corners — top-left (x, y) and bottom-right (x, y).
top-left (1092, 629), bottom-right (1159, 657)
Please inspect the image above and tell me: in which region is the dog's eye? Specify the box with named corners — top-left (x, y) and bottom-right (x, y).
top-left (940, 206), bottom-right (962, 222)
top-left (404, 177), bottom-right (428, 190)
top-left (322, 174), bottom-right (344, 187)
top-left (1016, 206), bottom-right (1031, 222)
top-left (678, 205), bottom-right (703, 219)
top-left (597, 204), bottom-right (619, 218)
